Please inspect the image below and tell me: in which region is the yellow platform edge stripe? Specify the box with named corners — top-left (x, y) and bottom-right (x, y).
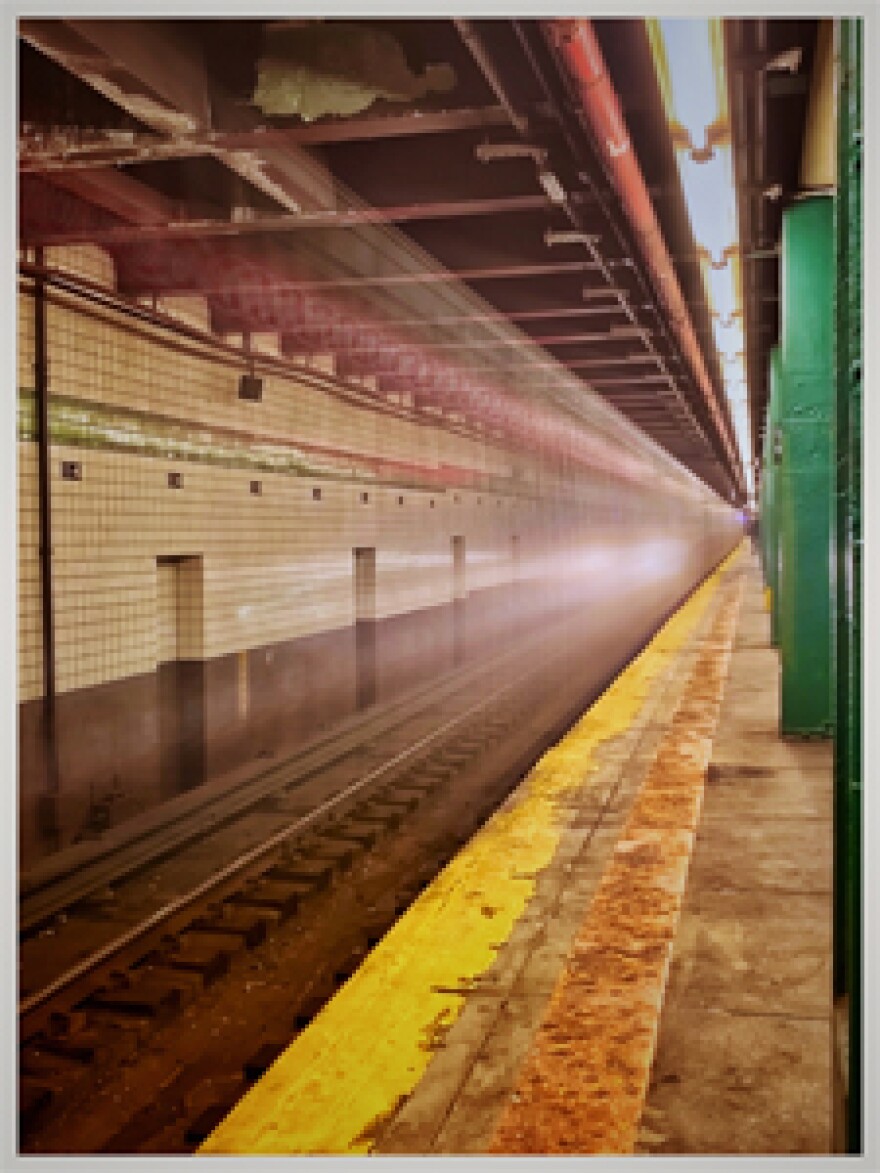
top-left (200, 544), bottom-right (742, 1156)
top-left (490, 571), bottom-right (745, 1154)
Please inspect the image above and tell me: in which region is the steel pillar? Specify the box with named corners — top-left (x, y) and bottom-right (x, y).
top-left (763, 346), bottom-right (782, 647)
top-left (833, 16), bottom-right (862, 1153)
top-left (778, 195), bottom-right (835, 736)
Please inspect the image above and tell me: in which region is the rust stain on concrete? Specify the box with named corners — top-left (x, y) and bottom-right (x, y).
top-left (490, 569), bottom-right (745, 1155)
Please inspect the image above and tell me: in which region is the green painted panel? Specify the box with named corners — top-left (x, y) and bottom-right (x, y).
top-left (778, 196), bottom-right (835, 736)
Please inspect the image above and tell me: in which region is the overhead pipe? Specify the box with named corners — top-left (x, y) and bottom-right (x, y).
top-left (541, 19), bottom-right (744, 494)
top-left (457, 18), bottom-right (734, 500)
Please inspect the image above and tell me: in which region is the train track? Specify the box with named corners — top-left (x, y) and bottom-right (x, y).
top-left (20, 598), bottom-right (585, 1001)
top-left (19, 582), bottom-right (696, 1153)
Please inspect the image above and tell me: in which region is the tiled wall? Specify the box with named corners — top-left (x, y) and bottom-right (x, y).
top-left (17, 245), bottom-right (741, 869)
top-left (17, 247), bottom-right (736, 706)
top-left (17, 444), bottom-right (43, 701)
top-left (34, 289), bottom-right (505, 485)
top-left (44, 243), bottom-right (116, 288)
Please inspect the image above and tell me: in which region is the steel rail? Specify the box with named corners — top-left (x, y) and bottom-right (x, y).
top-left (20, 674), bottom-right (517, 1019)
top-left (20, 609), bottom-right (554, 925)
top-left (19, 600), bottom-right (584, 1017)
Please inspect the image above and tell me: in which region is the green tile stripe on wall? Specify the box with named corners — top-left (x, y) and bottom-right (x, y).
top-left (16, 389), bottom-right (517, 494)
top-left (18, 389), bottom-right (37, 442)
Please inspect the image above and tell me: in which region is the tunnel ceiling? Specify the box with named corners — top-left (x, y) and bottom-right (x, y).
top-left (723, 18), bottom-right (819, 489)
top-left (18, 18), bottom-right (817, 505)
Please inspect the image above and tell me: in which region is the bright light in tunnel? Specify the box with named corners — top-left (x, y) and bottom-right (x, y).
top-left (647, 18), bottom-right (754, 502)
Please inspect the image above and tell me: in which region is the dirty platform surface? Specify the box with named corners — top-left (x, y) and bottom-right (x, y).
top-left (635, 551), bottom-right (832, 1154)
top-left (200, 548), bottom-right (832, 1157)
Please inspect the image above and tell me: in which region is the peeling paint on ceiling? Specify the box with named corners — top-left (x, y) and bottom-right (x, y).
top-left (253, 23), bottom-right (456, 121)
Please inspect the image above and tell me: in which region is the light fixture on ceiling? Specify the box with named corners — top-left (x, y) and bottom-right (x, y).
top-left (537, 169), bottom-right (567, 205)
top-left (239, 333), bottom-right (263, 402)
top-left (544, 229), bottom-right (600, 247)
top-left (474, 141), bottom-right (548, 165)
top-left (582, 286), bottom-right (626, 300)
top-left (765, 46), bottom-right (802, 74)
top-left (610, 324), bottom-right (651, 339)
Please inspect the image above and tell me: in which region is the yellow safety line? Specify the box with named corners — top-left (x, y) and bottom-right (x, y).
top-left (200, 546), bottom-right (741, 1156)
top-left (490, 568), bottom-right (745, 1154)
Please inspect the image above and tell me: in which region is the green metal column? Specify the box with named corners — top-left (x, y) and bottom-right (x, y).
top-left (834, 15), bottom-right (862, 1152)
top-left (759, 418), bottom-right (771, 590)
top-left (777, 196), bottom-right (835, 735)
top-left (766, 346), bottom-right (782, 647)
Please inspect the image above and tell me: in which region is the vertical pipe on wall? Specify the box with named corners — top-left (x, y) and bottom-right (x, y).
top-left (34, 247), bottom-right (60, 811)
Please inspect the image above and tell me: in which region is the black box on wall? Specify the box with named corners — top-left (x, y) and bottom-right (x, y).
top-left (239, 374), bottom-right (263, 402)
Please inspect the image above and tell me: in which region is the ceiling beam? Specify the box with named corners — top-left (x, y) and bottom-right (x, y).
top-left (18, 105), bottom-right (515, 174)
top-left (22, 194), bottom-right (553, 247)
top-left (556, 354), bottom-right (659, 368)
top-left (20, 18), bottom-right (332, 216)
top-left (43, 168), bottom-right (180, 227)
top-left (353, 304), bottom-right (628, 332)
top-left (19, 107), bottom-right (514, 175)
top-left (115, 257), bottom-right (625, 297)
top-left (587, 375), bottom-right (674, 385)
top-left (20, 19), bottom-right (211, 136)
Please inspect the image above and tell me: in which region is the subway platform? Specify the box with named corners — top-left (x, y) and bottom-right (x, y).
top-left (199, 545), bottom-right (833, 1157)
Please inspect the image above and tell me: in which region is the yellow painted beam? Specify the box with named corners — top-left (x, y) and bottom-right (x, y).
top-left (200, 545), bottom-right (742, 1156)
top-left (801, 19), bottom-right (837, 190)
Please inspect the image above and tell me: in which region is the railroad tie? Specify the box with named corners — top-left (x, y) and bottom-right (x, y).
top-left (188, 909), bottom-right (269, 948)
top-left (225, 881), bottom-right (306, 922)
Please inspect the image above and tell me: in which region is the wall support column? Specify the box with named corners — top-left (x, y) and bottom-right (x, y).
top-left (778, 195), bottom-right (835, 735)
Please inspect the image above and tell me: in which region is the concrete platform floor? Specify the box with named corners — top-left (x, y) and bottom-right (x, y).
top-left (636, 551), bottom-right (833, 1155)
top-left (201, 548), bottom-right (834, 1156)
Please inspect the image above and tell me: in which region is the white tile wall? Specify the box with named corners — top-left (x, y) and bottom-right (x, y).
top-left (17, 275), bottom-right (725, 703)
top-left (44, 244), bottom-right (116, 287)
